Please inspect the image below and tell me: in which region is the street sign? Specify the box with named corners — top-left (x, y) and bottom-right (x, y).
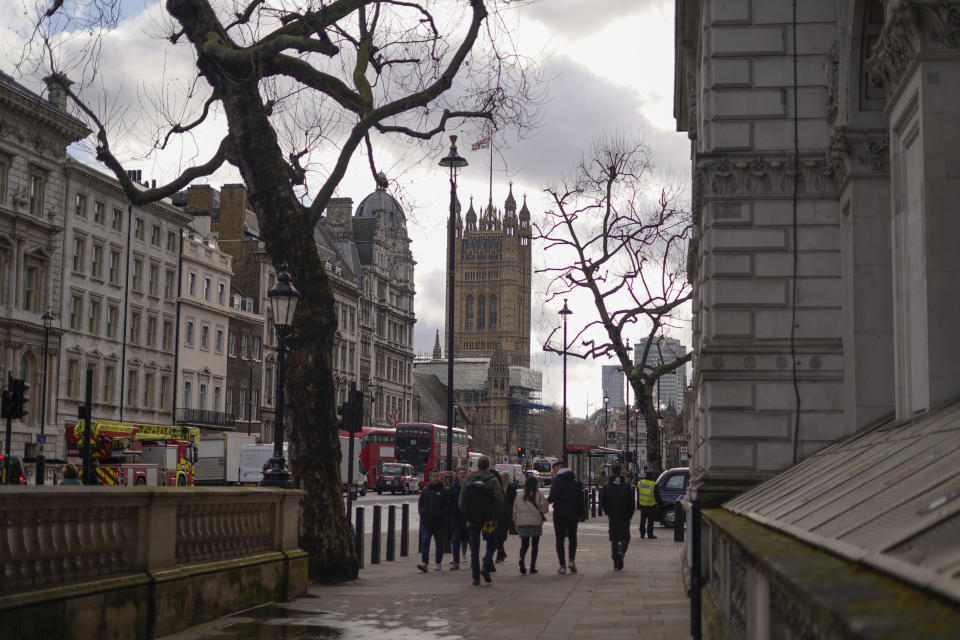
top-left (36, 434), bottom-right (46, 444)
top-left (606, 432), bottom-right (617, 443)
top-left (680, 446), bottom-right (687, 453)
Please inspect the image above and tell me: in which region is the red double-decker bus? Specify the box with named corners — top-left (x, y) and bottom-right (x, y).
top-left (358, 427), bottom-right (396, 488)
top-left (395, 422), bottom-right (469, 485)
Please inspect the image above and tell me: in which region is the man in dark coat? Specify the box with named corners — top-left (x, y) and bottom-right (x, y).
top-left (599, 464), bottom-right (635, 570)
top-left (459, 456), bottom-right (504, 585)
top-left (547, 460), bottom-right (584, 574)
top-left (418, 470), bottom-right (450, 572)
top-left (447, 467), bottom-right (469, 569)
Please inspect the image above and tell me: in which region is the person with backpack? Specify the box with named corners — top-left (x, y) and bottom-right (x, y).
top-left (599, 464), bottom-right (635, 570)
top-left (418, 470), bottom-right (451, 572)
top-left (446, 467), bottom-right (469, 569)
top-left (458, 455), bottom-right (504, 585)
top-left (637, 469), bottom-right (663, 539)
top-left (547, 460), bottom-right (584, 574)
top-left (512, 475), bottom-right (548, 574)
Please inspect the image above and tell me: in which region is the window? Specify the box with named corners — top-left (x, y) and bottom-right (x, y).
top-left (164, 269), bottom-right (175, 300)
top-left (253, 390), bottom-right (260, 417)
top-left (70, 295), bottom-right (82, 329)
top-left (67, 359), bottom-right (80, 398)
top-left (23, 266), bottom-right (38, 312)
top-left (129, 311), bottom-right (140, 344)
top-left (214, 386), bottom-right (221, 411)
top-left (167, 231), bottom-right (177, 252)
top-left (150, 224), bottom-right (161, 247)
top-left (162, 320), bottom-right (173, 351)
top-left (146, 316), bottom-right (157, 347)
top-left (72, 236), bottom-right (85, 273)
top-left (490, 295), bottom-right (498, 330)
top-left (183, 380), bottom-right (193, 409)
top-left (241, 334), bottom-right (249, 358)
top-left (159, 376), bottom-right (170, 410)
top-left (217, 282), bottom-right (225, 305)
top-left (225, 387), bottom-right (233, 414)
top-left (188, 272), bottom-right (196, 296)
top-left (91, 244), bottom-right (103, 279)
top-left (465, 296), bottom-right (474, 330)
top-left (144, 372), bottom-right (154, 408)
top-left (148, 264), bottom-right (158, 296)
top-left (228, 331), bottom-right (236, 356)
top-left (200, 324), bottom-right (210, 350)
top-left (215, 328), bottom-right (224, 353)
top-left (75, 193), bottom-right (87, 219)
top-left (238, 388), bottom-right (246, 419)
top-left (265, 367), bottom-right (274, 405)
top-left (185, 320), bottom-right (195, 346)
top-left (106, 305), bottom-right (118, 338)
top-left (127, 369), bottom-right (138, 407)
top-left (203, 277), bottom-right (211, 301)
top-left (134, 218), bottom-right (144, 241)
top-left (477, 295), bottom-right (486, 330)
top-left (253, 337), bottom-right (261, 359)
top-left (132, 259), bottom-right (143, 291)
top-left (199, 383), bottom-right (208, 411)
top-left (111, 208), bottom-right (123, 231)
top-left (103, 366), bottom-right (115, 403)
top-left (29, 171), bottom-right (45, 216)
top-left (88, 299), bottom-right (101, 335)
top-left (94, 201), bottom-right (105, 225)
top-left (109, 250), bottom-right (121, 284)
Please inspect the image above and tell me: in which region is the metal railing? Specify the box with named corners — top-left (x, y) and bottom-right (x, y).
top-left (175, 408), bottom-right (236, 427)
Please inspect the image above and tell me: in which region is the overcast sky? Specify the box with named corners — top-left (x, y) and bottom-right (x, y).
top-left (2, 0), bottom-right (691, 418)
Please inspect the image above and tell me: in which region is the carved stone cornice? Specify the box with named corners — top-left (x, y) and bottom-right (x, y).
top-left (826, 129), bottom-right (890, 187)
top-left (694, 153), bottom-right (838, 200)
top-left (867, 0), bottom-right (960, 94)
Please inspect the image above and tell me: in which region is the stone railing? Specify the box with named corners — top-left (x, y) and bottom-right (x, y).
top-left (0, 487), bottom-right (301, 595)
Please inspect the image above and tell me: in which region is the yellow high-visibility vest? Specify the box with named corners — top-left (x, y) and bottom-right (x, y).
top-left (637, 479), bottom-right (656, 507)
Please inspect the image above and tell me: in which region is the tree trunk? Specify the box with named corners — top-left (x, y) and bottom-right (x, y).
top-left (640, 386), bottom-right (662, 473)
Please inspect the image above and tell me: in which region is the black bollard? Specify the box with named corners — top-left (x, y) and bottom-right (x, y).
top-left (590, 488), bottom-right (597, 518)
top-left (387, 504), bottom-right (397, 561)
top-left (400, 502), bottom-right (410, 557)
top-left (355, 506), bottom-right (365, 569)
top-left (582, 489), bottom-right (589, 521)
top-left (598, 485), bottom-right (604, 516)
top-left (674, 501), bottom-right (685, 542)
top-left (371, 504), bottom-right (381, 564)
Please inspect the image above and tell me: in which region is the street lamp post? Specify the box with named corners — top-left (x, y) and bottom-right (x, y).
top-left (624, 371), bottom-right (630, 477)
top-left (37, 308), bottom-right (54, 485)
top-left (559, 299), bottom-right (572, 466)
top-left (439, 135), bottom-right (467, 473)
top-left (368, 381), bottom-right (375, 428)
top-left (603, 392), bottom-right (610, 434)
top-left (415, 393), bottom-right (422, 422)
top-left (261, 263), bottom-right (299, 488)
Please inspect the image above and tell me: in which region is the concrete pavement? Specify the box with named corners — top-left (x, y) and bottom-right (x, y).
top-left (162, 519), bottom-right (691, 639)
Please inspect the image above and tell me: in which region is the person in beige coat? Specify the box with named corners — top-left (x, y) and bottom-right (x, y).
top-left (513, 475), bottom-right (549, 574)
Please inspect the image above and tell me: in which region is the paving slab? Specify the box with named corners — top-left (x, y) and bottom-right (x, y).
top-left (162, 522), bottom-right (691, 639)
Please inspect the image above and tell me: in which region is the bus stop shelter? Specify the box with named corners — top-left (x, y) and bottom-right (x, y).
top-left (565, 444), bottom-right (622, 486)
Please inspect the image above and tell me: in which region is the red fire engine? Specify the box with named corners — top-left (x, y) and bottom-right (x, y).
top-left (66, 421), bottom-right (200, 486)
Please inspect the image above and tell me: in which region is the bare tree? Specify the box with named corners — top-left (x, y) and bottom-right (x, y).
top-left (536, 136), bottom-right (691, 473)
top-left (25, 0), bottom-right (538, 582)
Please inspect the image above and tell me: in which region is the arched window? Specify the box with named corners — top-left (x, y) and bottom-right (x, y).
top-left (465, 296), bottom-right (474, 330)
top-left (489, 295), bottom-right (498, 330)
top-left (477, 295), bottom-right (486, 330)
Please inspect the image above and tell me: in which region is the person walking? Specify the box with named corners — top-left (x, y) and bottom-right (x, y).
top-left (447, 467), bottom-right (469, 569)
top-left (459, 455), bottom-right (504, 585)
top-left (495, 471), bottom-right (517, 563)
top-left (599, 464), bottom-right (635, 570)
top-left (418, 470), bottom-right (450, 572)
top-left (637, 470), bottom-right (662, 539)
top-left (547, 460), bottom-right (584, 574)
top-left (512, 475), bottom-right (548, 574)
top-left (59, 463), bottom-right (82, 486)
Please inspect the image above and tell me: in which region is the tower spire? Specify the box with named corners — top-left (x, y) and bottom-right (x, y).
top-left (432, 329), bottom-right (442, 359)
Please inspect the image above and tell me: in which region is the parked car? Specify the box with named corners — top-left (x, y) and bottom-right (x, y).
top-left (525, 469), bottom-right (545, 487)
top-left (495, 463), bottom-right (525, 488)
top-left (0, 454), bottom-right (25, 484)
top-left (656, 467), bottom-right (690, 528)
top-left (376, 462), bottom-right (420, 495)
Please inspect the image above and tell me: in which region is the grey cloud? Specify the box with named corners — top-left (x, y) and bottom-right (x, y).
top-left (519, 0), bottom-right (660, 40)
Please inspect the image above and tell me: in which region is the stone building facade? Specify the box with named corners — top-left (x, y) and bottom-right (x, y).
top-left (675, 0), bottom-right (960, 635)
top-left (0, 72), bottom-right (86, 474)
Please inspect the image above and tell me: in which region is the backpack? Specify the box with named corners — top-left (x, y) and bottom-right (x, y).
top-left (461, 478), bottom-right (492, 524)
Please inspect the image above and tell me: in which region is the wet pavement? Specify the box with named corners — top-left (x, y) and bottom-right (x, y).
top-left (163, 520), bottom-right (691, 640)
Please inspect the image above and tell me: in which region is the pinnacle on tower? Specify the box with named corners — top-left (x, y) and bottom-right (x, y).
top-left (432, 329), bottom-right (442, 359)
top-left (504, 181), bottom-right (517, 213)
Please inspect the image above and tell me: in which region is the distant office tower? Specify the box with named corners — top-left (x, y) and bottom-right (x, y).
top-left (601, 365), bottom-right (625, 409)
top-left (634, 338), bottom-right (687, 411)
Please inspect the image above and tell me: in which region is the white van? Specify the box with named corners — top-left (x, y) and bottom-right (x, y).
top-left (468, 451), bottom-right (484, 473)
top-left (495, 463), bottom-right (525, 488)
top-left (239, 443), bottom-right (289, 486)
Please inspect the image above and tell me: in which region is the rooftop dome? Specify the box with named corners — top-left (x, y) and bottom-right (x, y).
top-left (355, 172), bottom-right (405, 227)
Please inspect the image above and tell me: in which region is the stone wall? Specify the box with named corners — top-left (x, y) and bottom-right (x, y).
top-left (0, 486), bottom-right (307, 638)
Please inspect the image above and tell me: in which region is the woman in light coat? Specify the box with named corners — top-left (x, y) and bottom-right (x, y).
top-left (512, 475), bottom-right (549, 574)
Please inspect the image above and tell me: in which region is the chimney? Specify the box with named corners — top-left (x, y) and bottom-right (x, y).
top-left (43, 72), bottom-right (72, 111)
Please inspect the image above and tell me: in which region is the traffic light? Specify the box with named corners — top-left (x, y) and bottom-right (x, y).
top-left (336, 402), bottom-right (347, 430)
top-left (0, 387), bottom-right (13, 419)
top-left (12, 378), bottom-right (29, 419)
top-left (349, 389), bottom-right (364, 433)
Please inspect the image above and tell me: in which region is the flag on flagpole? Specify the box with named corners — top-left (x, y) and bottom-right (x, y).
top-left (471, 137), bottom-right (490, 151)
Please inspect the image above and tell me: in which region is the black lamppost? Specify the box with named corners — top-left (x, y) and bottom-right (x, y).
top-left (559, 299), bottom-right (572, 466)
top-left (440, 135), bottom-right (467, 472)
top-left (261, 263), bottom-right (299, 488)
top-left (368, 380), bottom-right (376, 428)
top-left (37, 308), bottom-right (54, 485)
top-left (415, 393), bottom-right (422, 422)
top-left (603, 392), bottom-right (610, 435)
top-left (624, 372), bottom-right (630, 475)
